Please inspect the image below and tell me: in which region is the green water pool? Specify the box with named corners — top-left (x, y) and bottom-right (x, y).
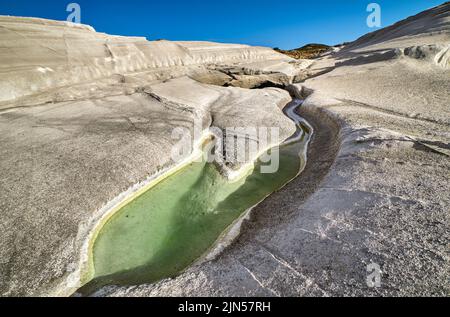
top-left (79, 100), bottom-right (311, 294)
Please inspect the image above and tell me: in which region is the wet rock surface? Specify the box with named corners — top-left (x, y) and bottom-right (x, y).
top-left (98, 3), bottom-right (449, 297)
top-left (1, 2), bottom-right (449, 296)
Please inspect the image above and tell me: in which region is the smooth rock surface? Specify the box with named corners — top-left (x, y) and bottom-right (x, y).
top-left (0, 17), bottom-right (299, 296)
top-left (97, 2), bottom-right (449, 297)
top-left (1, 2), bottom-right (449, 297)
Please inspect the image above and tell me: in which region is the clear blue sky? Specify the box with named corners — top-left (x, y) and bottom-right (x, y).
top-left (0, 0), bottom-right (445, 49)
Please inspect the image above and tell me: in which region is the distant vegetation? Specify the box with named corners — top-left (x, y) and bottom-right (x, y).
top-left (274, 44), bottom-right (331, 59)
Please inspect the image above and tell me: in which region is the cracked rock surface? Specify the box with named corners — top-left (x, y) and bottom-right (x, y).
top-left (97, 3), bottom-right (449, 297)
top-left (1, 3), bottom-right (449, 297)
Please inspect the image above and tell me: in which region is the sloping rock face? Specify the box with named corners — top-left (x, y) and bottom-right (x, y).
top-left (0, 16), bottom-right (305, 105)
top-left (335, 1), bottom-right (450, 70)
top-left (0, 17), bottom-right (302, 296)
top-left (99, 3), bottom-right (449, 297)
top-left (1, 2), bottom-right (449, 297)
top-left (343, 2), bottom-right (450, 51)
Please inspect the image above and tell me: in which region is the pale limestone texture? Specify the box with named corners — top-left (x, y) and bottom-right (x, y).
top-left (0, 15), bottom-right (299, 296)
top-left (1, 2), bottom-right (449, 297)
top-left (98, 2), bottom-right (449, 297)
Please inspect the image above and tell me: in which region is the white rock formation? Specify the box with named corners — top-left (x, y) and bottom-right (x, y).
top-left (0, 2), bottom-right (449, 297)
top-left (0, 15), bottom-right (301, 296)
top-left (0, 16), bottom-right (303, 105)
top-left (97, 2), bottom-right (450, 297)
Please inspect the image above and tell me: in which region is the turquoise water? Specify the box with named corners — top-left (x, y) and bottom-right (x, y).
top-left (79, 100), bottom-right (310, 294)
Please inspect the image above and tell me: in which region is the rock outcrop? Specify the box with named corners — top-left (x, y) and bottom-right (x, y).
top-left (0, 15), bottom-right (302, 296)
top-left (0, 16), bottom-right (307, 106)
top-left (96, 2), bottom-right (449, 297)
top-left (0, 2), bottom-right (449, 297)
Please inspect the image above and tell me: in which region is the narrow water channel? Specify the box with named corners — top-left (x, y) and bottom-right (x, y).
top-left (78, 99), bottom-right (311, 295)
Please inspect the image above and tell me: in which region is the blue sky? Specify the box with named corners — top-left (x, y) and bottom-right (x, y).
top-left (0, 0), bottom-right (445, 49)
